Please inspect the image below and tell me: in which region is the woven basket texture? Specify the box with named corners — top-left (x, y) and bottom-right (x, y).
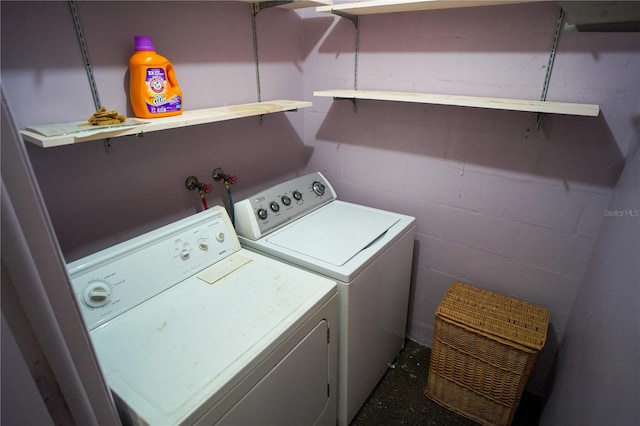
top-left (436, 282), bottom-right (549, 350)
top-left (424, 282), bottom-right (549, 426)
top-left (426, 371), bottom-right (514, 426)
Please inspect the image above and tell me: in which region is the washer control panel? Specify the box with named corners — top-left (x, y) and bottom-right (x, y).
top-left (234, 172), bottom-right (337, 240)
top-left (67, 206), bottom-right (239, 330)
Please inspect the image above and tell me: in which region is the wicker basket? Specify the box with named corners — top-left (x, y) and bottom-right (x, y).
top-left (424, 281), bottom-right (549, 426)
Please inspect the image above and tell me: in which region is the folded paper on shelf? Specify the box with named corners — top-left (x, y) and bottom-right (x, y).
top-left (25, 118), bottom-right (148, 138)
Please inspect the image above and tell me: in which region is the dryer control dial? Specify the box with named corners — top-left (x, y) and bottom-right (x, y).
top-left (257, 208), bottom-right (268, 220)
top-left (83, 281), bottom-right (112, 308)
top-left (312, 181), bottom-right (326, 196)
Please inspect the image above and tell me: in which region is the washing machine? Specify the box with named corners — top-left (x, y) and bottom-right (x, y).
top-left (234, 172), bottom-right (416, 426)
top-left (67, 206), bottom-right (338, 426)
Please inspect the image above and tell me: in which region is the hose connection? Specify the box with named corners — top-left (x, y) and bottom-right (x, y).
top-left (185, 176), bottom-right (213, 210)
top-left (212, 167), bottom-right (237, 189)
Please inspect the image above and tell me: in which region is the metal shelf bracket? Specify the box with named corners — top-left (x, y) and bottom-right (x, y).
top-left (536, 8), bottom-right (565, 131)
top-left (251, 3), bottom-right (262, 105)
top-left (251, 1), bottom-right (297, 13)
top-left (330, 11), bottom-right (360, 112)
top-left (69, 0), bottom-right (100, 111)
top-left (250, 1), bottom-right (303, 124)
top-left (68, 0), bottom-right (112, 152)
top-left (333, 10), bottom-right (359, 28)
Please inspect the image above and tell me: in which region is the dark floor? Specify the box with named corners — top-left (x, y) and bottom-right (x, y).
top-left (350, 339), bottom-right (543, 426)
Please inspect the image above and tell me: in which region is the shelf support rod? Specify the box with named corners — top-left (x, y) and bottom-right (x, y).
top-left (536, 7), bottom-right (565, 131)
top-left (332, 11), bottom-right (360, 111)
top-left (250, 1), bottom-right (304, 123)
top-left (68, 0), bottom-right (112, 152)
top-left (251, 3), bottom-right (262, 104)
top-left (251, 3), bottom-right (264, 125)
top-left (353, 20), bottom-right (359, 112)
top-left (69, 0), bottom-right (100, 111)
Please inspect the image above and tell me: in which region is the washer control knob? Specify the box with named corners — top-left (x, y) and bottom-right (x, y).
top-left (83, 281), bottom-right (112, 308)
top-left (270, 201), bottom-right (280, 212)
top-left (312, 181), bottom-right (326, 196)
top-left (197, 239), bottom-right (209, 250)
top-left (215, 232), bottom-right (225, 242)
top-left (281, 195), bottom-right (291, 206)
top-left (257, 208), bottom-right (268, 220)
top-left (292, 190), bottom-right (303, 201)
top-left (179, 248), bottom-right (190, 260)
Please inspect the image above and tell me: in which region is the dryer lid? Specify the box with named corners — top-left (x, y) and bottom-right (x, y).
top-left (266, 202), bottom-right (400, 266)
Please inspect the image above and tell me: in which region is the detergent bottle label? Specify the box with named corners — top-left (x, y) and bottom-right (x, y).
top-left (145, 67), bottom-right (182, 114)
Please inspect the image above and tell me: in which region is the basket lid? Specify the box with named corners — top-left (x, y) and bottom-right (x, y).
top-left (436, 282), bottom-right (549, 351)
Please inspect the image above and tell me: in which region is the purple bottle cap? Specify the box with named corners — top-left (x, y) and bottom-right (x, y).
top-left (134, 35), bottom-right (155, 51)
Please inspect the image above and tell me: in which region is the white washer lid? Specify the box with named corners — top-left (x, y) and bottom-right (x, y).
top-left (266, 202), bottom-right (400, 266)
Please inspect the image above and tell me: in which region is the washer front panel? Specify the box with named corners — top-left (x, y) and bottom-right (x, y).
top-left (234, 172), bottom-right (336, 240)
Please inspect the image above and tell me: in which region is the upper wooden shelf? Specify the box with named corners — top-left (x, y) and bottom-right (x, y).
top-left (238, 0), bottom-right (332, 10)
top-left (21, 100), bottom-right (312, 148)
top-left (313, 89), bottom-right (600, 116)
top-left (317, 0), bottom-right (539, 16)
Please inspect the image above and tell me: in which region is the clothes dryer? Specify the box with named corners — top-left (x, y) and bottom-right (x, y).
top-left (235, 173), bottom-right (416, 425)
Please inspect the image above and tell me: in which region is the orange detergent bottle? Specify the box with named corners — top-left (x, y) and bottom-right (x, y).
top-left (129, 35), bottom-right (182, 118)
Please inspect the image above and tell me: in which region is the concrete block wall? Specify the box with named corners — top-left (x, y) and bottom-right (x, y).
top-left (300, 1), bottom-right (639, 393)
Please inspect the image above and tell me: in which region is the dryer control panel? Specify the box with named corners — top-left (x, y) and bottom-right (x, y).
top-left (67, 206), bottom-right (239, 330)
top-left (234, 172), bottom-right (337, 240)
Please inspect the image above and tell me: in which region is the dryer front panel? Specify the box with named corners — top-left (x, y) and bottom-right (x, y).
top-left (216, 320), bottom-right (332, 426)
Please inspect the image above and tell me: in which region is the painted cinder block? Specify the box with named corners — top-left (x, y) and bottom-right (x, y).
top-left (431, 205), bottom-right (522, 257)
top-left (480, 175), bottom-right (586, 233)
top-left (514, 225), bottom-right (596, 281)
top-left (414, 233), bottom-right (472, 279)
top-left (463, 247), bottom-right (566, 307)
top-left (576, 192), bottom-right (612, 238)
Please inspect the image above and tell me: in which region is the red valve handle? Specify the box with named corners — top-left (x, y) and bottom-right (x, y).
top-left (226, 175), bottom-right (238, 185)
top-left (202, 183), bottom-right (214, 193)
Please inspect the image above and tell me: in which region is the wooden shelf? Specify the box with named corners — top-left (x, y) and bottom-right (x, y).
top-left (21, 100), bottom-right (312, 148)
top-left (238, 0), bottom-right (332, 10)
top-left (313, 89), bottom-right (600, 116)
top-left (317, 0), bottom-right (538, 16)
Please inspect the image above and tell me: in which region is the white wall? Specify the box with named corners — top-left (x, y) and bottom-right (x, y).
top-left (541, 141), bottom-right (639, 424)
top-left (1, 311), bottom-right (55, 426)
